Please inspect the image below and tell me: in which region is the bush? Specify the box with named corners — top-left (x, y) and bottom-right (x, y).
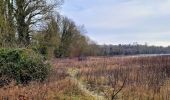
top-left (54, 48), bottom-right (60, 58)
top-left (0, 48), bottom-right (50, 85)
top-left (31, 45), bottom-right (48, 60)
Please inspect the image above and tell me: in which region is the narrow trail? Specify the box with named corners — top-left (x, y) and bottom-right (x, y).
top-left (67, 68), bottom-right (106, 100)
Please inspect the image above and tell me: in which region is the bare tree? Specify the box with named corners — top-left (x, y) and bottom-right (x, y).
top-left (12, 0), bottom-right (63, 45)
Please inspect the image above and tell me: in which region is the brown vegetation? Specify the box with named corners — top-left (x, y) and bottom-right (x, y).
top-left (0, 55), bottom-right (170, 100)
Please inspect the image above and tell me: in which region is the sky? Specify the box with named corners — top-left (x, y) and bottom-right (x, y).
top-left (60, 0), bottom-right (170, 46)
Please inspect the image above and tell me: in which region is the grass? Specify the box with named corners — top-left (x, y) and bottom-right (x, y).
top-left (67, 68), bottom-right (105, 100)
top-left (0, 55), bottom-right (170, 100)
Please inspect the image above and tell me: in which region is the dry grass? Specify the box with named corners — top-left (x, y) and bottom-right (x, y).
top-left (54, 56), bottom-right (170, 100)
top-left (0, 55), bottom-right (170, 100)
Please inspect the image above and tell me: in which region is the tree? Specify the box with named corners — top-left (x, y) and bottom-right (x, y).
top-left (0, 0), bottom-right (15, 47)
top-left (53, 17), bottom-right (89, 58)
top-left (13, 0), bottom-right (63, 46)
top-left (57, 17), bottom-right (77, 57)
top-left (45, 16), bottom-right (61, 48)
top-left (32, 14), bottom-right (61, 58)
top-left (69, 32), bottom-right (88, 57)
top-left (43, 15), bottom-right (61, 58)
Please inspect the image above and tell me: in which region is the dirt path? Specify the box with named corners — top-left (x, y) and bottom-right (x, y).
top-left (67, 68), bottom-right (106, 100)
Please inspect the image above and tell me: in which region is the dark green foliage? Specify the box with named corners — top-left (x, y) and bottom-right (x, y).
top-left (32, 45), bottom-right (48, 60)
top-left (0, 48), bottom-right (50, 85)
top-left (38, 46), bottom-right (48, 56)
top-left (54, 48), bottom-right (61, 58)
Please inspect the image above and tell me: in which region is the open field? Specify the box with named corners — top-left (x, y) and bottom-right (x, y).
top-left (1, 1), bottom-right (170, 100)
top-left (0, 55), bottom-right (170, 100)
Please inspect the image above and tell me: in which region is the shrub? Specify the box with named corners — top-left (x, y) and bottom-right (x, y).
top-left (31, 45), bottom-right (48, 60)
top-left (0, 48), bottom-right (50, 85)
top-left (54, 48), bottom-right (60, 58)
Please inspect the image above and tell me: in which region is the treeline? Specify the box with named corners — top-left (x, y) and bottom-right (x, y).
top-left (0, 0), bottom-right (96, 85)
top-left (32, 15), bottom-right (91, 58)
top-left (94, 44), bottom-right (170, 56)
top-left (0, 0), bottom-right (97, 58)
top-left (0, 0), bottom-right (169, 59)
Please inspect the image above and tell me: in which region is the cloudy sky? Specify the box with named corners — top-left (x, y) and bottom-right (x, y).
top-left (60, 0), bottom-right (170, 46)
